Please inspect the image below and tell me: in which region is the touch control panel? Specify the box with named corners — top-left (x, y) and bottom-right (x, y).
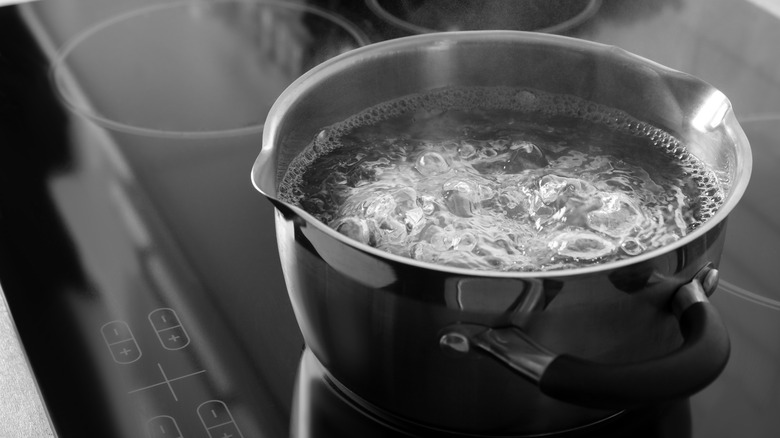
top-left (99, 305), bottom-right (248, 438)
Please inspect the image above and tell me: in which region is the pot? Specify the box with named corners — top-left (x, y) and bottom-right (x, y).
top-left (252, 32), bottom-right (751, 436)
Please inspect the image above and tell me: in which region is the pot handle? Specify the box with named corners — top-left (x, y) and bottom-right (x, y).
top-left (440, 268), bottom-right (730, 409)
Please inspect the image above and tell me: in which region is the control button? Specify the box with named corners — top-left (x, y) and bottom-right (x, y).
top-left (207, 423), bottom-right (242, 438)
top-left (149, 308), bottom-right (190, 350)
top-left (101, 320), bottom-right (142, 364)
top-left (147, 415), bottom-right (182, 438)
top-left (108, 340), bottom-right (142, 364)
top-left (101, 320), bottom-right (133, 344)
top-left (149, 308), bottom-right (180, 330)
top-left (158, 326), bottom-right (189, 350)
top-left (198, 400), bottom-right (232, 428)
top-left (198, 400), bottom-right (244, 438)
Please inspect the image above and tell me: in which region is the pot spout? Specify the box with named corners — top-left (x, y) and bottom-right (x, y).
top-left (251, 144), bottom-right (277, 200)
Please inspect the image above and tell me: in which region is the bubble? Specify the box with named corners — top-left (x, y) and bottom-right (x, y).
top-left (414, 151), bottom-right (450, 176)
top-left (505, 141), bottom-right (548, 173)
top-left (442, 178), bottom-right (481, 217)
top-left (538, 178), bottom-right (565, 205)
top-left (333, 217), bottom-right (371, 245)
top-left (497, 183), bottom-right (530, 218)
top-left (485, 256), bottom-right (506, 269)
top-left (456, 232), bottom-right (477, 252)
top-left (538, 174), bottom-right (598, 205)
top-left (404, 207), bottom-right (425, 233)
top-left (586, 194), bottom-right (644, 238)
top-left (411, 242), bottom-right (438, 263)
top-left (620, 238), bottom-right (644, 256)
top-left (515, 89), bottom-right (537, 107)
top-left (472, 159), bottom-right (505, 175)
top-left (550, 231), bottom-right (616, 260)
top-left (315, 128), bottom-right (331, 143)
top-left (389, 188), bottom-right (425, 235)
top-left (417, 195), bottom-right (437, 215)
top-left (458, 141), bottom-right (478, 159)
top-left (481, 148), bottom-right (499, 158)
top-left (431, 230), bottom-right (457, 251)
top-left (440, 140), bottom-right (460, 154)
top-left (477, 184), bottom-right (496, 201)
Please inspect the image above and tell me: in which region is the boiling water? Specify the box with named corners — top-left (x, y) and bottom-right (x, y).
top-left (279, 87), bottom-right (723, 271)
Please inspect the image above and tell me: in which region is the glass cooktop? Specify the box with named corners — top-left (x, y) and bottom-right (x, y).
top-left (0, 0), bottom-right (778, 437)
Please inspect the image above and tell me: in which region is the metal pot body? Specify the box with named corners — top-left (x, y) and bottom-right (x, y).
top-left (277, 208), bottom-right (725, 434)
top-left (253, 32), bottom-right (751, 435)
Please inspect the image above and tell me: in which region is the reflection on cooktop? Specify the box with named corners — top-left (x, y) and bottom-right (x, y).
top-left (49, 0), bottom-right (369, 137)
top-left (718, 118), bottom-right (780, 309)
top-left (292, 348), bottom-right (693, 438)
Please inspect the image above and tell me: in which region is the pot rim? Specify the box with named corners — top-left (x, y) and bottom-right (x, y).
top-left (253, 30), bottom-right (753, 279)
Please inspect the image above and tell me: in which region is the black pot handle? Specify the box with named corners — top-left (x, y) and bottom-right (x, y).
top-left (440, 268), bottom-right (730, 409)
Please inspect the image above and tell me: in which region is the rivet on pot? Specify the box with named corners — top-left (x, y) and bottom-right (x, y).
top-left (702, 268), bottom-right (720, 296)
top-left (440, 332), bottom-right (470, 354)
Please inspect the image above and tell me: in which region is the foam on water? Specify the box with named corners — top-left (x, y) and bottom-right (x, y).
top-left (279, 86), bottom-right (724, 271)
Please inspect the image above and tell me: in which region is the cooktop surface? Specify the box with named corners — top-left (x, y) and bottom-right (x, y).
top-left (0, 1), bottom-right (779, 437)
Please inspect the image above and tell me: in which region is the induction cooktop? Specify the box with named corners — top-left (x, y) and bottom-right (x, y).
top-left (1, 1), bottom-right (779, 437)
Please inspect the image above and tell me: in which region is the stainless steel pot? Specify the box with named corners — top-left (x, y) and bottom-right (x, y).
top-left (252, 31), bottom-right (751, 436)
